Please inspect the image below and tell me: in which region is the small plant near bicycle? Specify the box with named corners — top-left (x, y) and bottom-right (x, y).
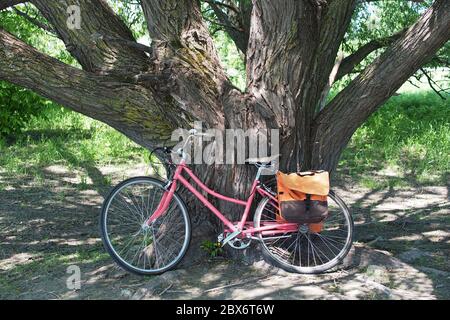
top-left (78, 174), bottom-right (89, 190)
top-left (100, 129), bottom-right (353, 275)
top-left (200, 240), bottom-right (224, 259)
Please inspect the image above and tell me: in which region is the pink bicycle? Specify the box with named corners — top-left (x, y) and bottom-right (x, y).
top-left (100, 130), bottom-right (353, 275)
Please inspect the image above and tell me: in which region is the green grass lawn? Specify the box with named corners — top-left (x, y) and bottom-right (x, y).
top-left (0, 90), bottom-right (448, 187)
top-left (0, 106), bottom-right (150, 179)
top-left (339, 91), bottom-right (449, 187)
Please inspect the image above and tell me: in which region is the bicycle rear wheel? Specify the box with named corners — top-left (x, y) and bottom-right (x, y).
top-left (100, 177), bottom-right (191, 275)
top-left (254, 190), bottom-right (353, 274)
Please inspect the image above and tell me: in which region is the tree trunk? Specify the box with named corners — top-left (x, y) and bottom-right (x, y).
top-left (1, 0), bottom-right (449, 264)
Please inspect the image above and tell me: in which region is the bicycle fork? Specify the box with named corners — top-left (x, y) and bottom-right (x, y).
top-left (144, 180), bottom-right (176, 226)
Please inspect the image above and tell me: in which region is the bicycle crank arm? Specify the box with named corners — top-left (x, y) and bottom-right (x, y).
top-left (221, 230), bottom-right (242, 247)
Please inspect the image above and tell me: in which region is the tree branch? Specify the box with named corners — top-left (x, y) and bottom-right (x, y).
top-left (204, 0), bottom-right (240, 14)
top-left (91, 33), bottom-right (153, 55)
top-left (30, 0), bottom-right (148, 76)
top-left (335, 30), bottom-right (405, 82)
top-left (13, 7), bottom-right (56, 34)
top-left (0, 28), bottom-right (185, 148)
top-left (141, 0), bottom-right (202, 45)
top-left (420, 67), bottom-right (448, 99)
top-left (140, 0), bottom-right (223, 70)
top-left (314, 0), bottom-right (357, 108)
top-left (206, 0), bottom-right (249, 54)
top-left (140, 0), bottom-right (233, 128)
top-left (313, 0), bottom-right (450, 170)
top-left (202, 15), bottom-right (242, 32)
top-left (0, 0), bottom-right (26, 11)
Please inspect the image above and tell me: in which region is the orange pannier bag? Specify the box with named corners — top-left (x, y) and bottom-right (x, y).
top-left (276, 171), bottom-right (330, 232)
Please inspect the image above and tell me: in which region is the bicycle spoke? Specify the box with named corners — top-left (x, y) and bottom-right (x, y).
top-left (298, 234), bottom-right (302, 267)
top-left (255, 191), bottom-right (353, 273)
top-left (307, 234), bottom-right (329, 264)
top-left (109, 204), bottom-right (142, 225)
top-left (317, 233), bottom-right (346, 247)
top-left (121, 188), bottom-right (140, 214)
top-left (102, 178), bottom-right (190, 274)
top-left (117, 232), bottom-right (141, 260)
top-left (117, 194), bottom-right (142, 223)
top-left (315, 233), bottom-right (339, 257)
top-left (292, 235), bottom-right (299, 264)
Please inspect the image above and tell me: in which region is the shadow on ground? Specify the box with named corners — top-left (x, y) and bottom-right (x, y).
top-left (0, 163), bottom-right (448, 299)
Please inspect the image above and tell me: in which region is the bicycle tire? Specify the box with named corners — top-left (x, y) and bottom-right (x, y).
top-left (254, 190), bottom-right (353, 274)
top-left (100, 177), bottom-right (191, 275)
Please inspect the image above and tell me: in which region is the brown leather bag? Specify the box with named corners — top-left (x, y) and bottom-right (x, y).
top-left (276, 171), bottom-right (330, 226)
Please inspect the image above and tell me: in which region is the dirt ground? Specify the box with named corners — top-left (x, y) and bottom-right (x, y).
top-left (0, 163), bottom-right (448, 300)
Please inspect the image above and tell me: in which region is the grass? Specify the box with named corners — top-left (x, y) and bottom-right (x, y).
top-left (0, 91), bottom-right (448, 188)
top-left (0, 106), bottom-right (150, 181)
top-left (339, 91), bottom-right (450, 186)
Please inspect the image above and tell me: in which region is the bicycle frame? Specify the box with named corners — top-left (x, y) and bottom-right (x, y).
top-left (146, 158), bottom-right (298, 237)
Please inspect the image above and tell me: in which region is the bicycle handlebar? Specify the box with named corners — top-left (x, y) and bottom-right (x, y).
top-left (176, 129), bottom-right (215, 157)
top-left (188, 129), bottom-right (215, 138)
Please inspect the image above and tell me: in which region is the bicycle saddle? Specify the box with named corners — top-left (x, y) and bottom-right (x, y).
top-left (245, 155), bottom-right (279, 168)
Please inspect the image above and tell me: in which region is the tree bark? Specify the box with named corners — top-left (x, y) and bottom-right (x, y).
top-left (312, 0), bottom-right (450, 171)
top-left (207, 0), bottom-right (250, 54)
top-left (31, 0), bottom-right (149, 76)
top-left (1, 0), bottom-right (449, 264)
top-left (0, 29), bottom-right (187, 148)
top-left (141, 0), bottom-right (235, 128)
top-left (246, 0), bottom-right (356, 170)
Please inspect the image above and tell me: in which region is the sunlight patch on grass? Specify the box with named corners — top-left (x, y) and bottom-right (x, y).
top-left (0, 107), bottom-right (150, 181)
top-left (339, 91), bottom-right (450, 186)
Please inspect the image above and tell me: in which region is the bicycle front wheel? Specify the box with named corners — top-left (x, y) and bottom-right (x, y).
top-left (254, 190), bottom-right (353, 274)
top-left (100, 177), bottom-right (191, 275)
